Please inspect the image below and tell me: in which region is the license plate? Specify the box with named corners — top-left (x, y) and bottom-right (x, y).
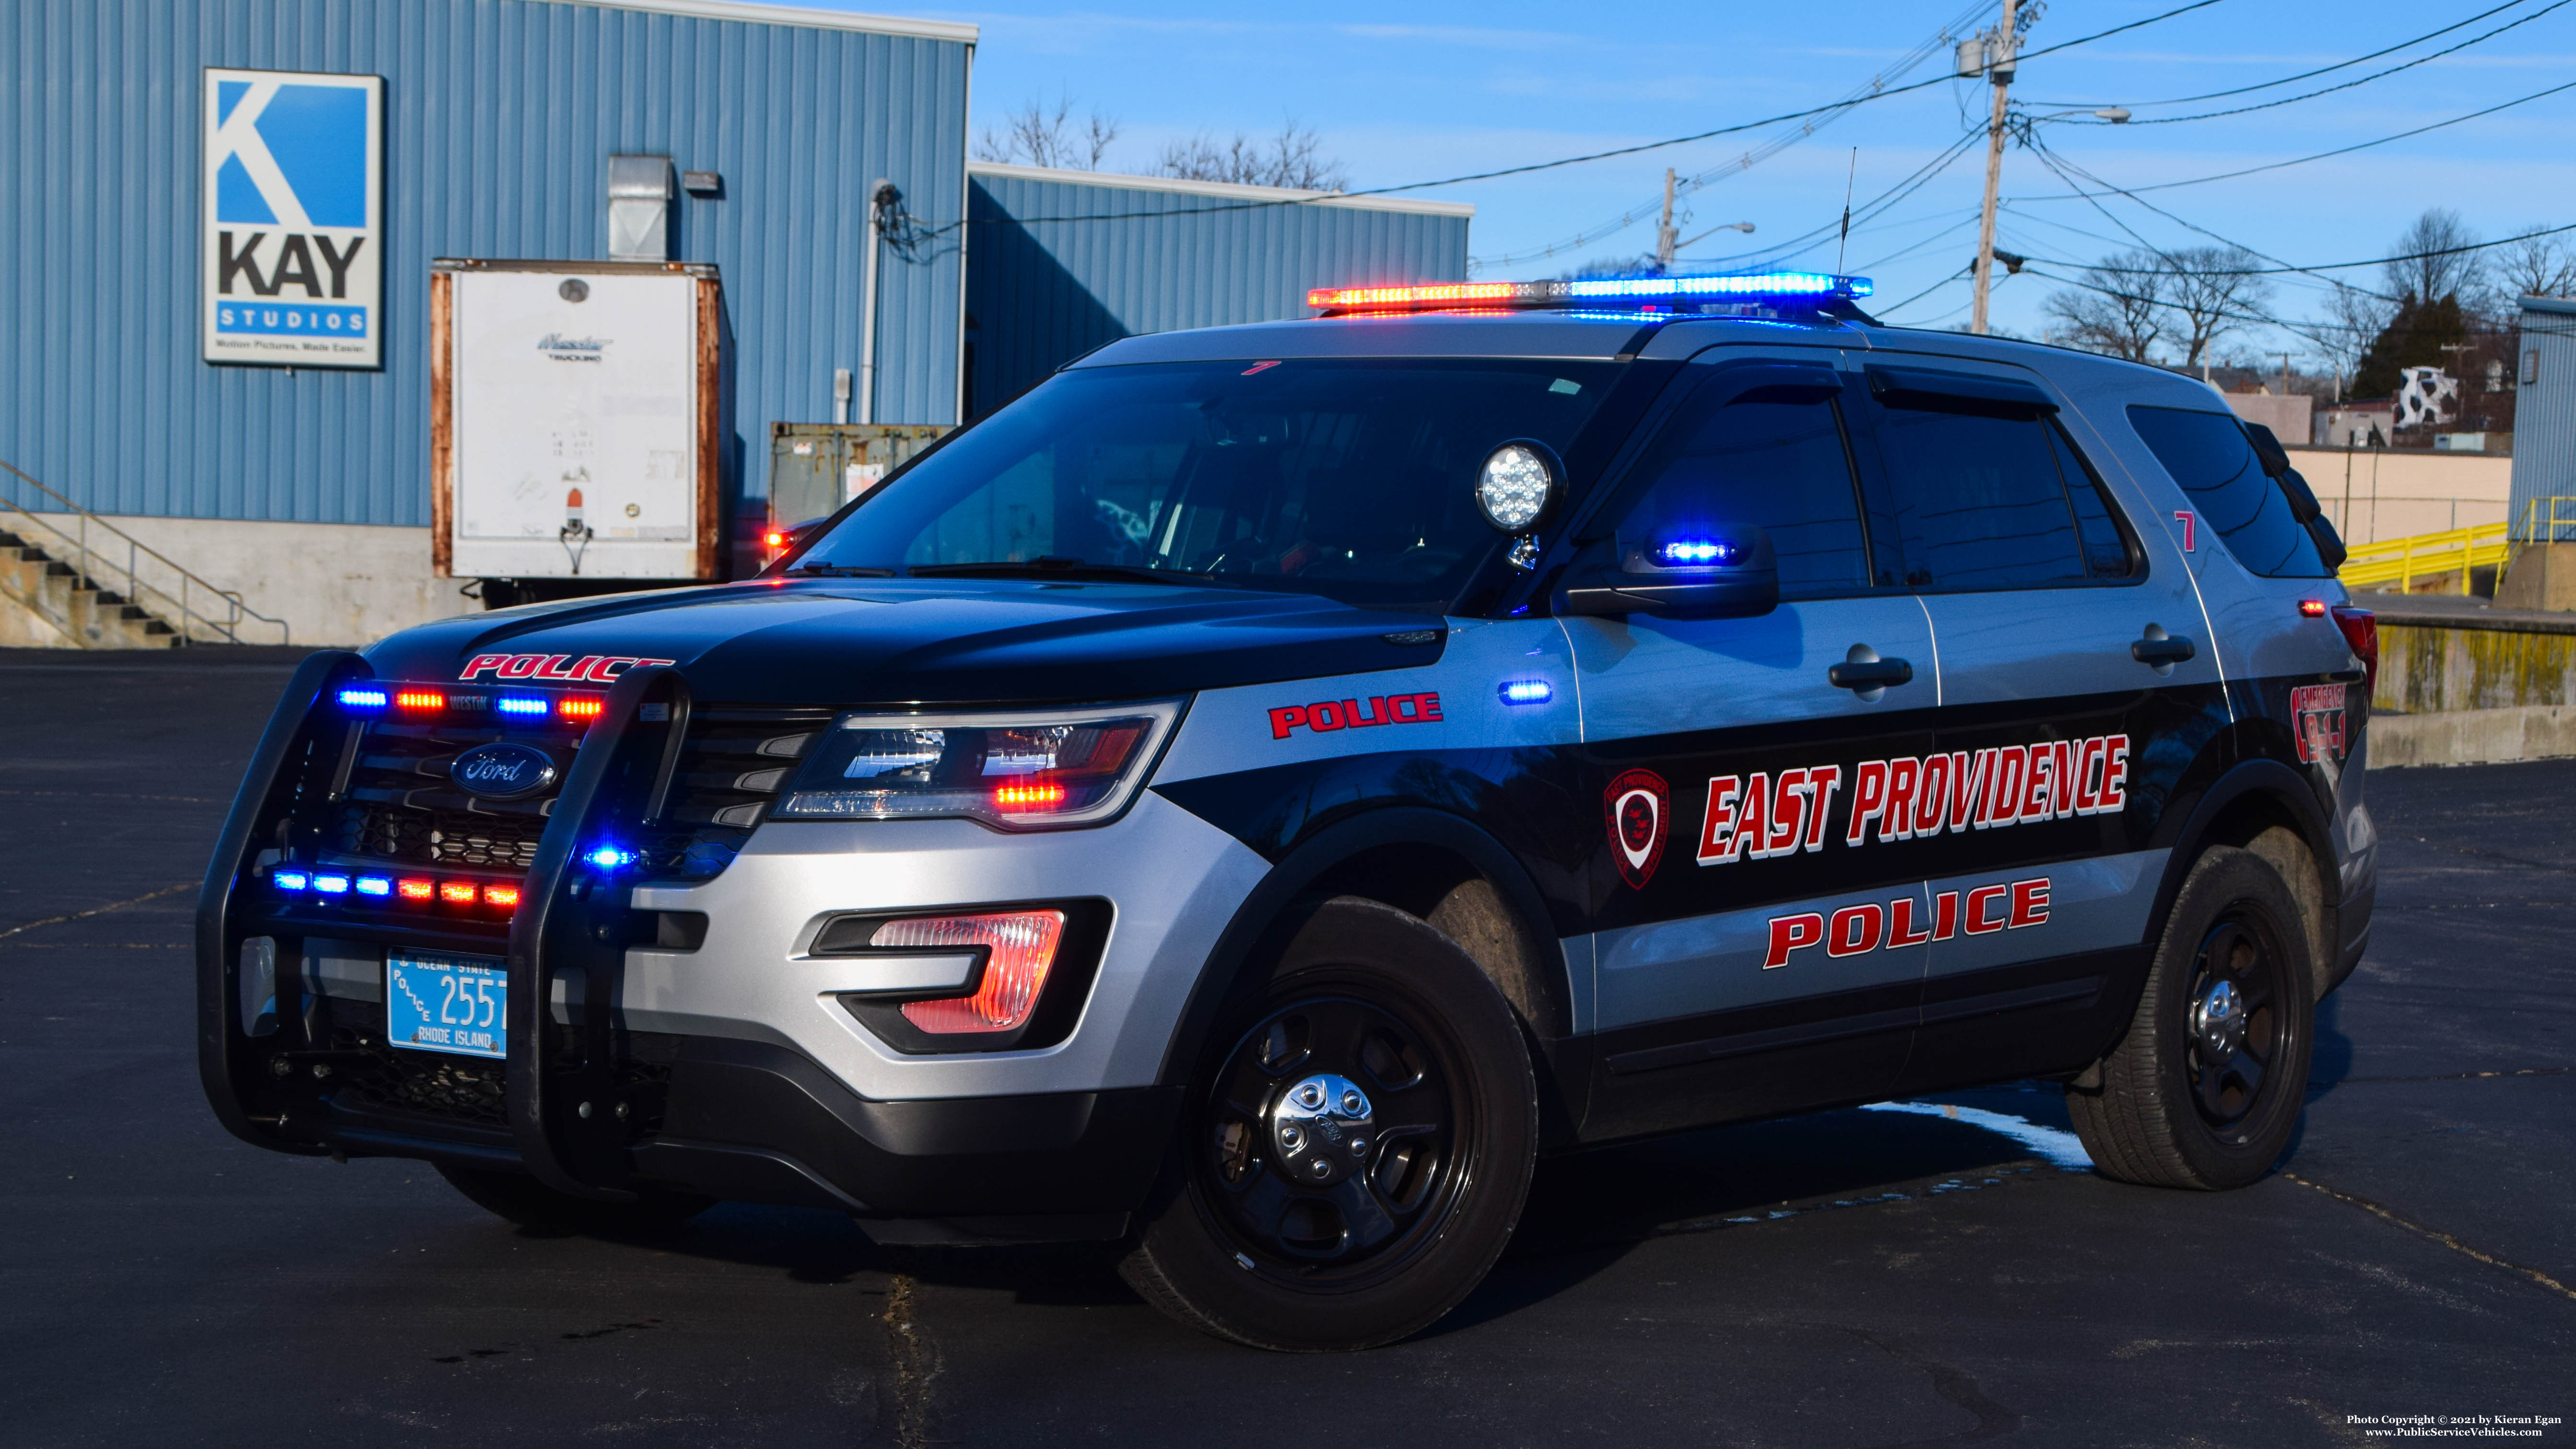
top-left (385, 952), bottom-right (507, 1060)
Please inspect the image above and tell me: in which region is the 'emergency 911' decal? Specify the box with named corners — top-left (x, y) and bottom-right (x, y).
top-left (1697, 734), bottom-right (2129, 867)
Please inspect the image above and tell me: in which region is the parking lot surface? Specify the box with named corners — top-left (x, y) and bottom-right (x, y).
top-left (2, 648), bottom-right (2568, 1447)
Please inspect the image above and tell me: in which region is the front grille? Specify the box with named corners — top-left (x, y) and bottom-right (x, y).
top-left (321, 700), bottom-right (823, 882)
top-left (329, 1021), bottom-right (508, 1127)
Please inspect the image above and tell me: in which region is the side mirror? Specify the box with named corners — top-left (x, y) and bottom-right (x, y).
top-left (1556, 528), bottom-right (1780, 619)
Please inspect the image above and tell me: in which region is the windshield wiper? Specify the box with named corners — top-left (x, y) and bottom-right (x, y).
top-left (780, 563), bottom-right (898, 577)
top-left (907, 558), bottom-right (1240, 588)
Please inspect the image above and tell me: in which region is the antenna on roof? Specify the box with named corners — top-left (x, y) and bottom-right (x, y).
top-left (1835, 149), bottom-right (1858, 276)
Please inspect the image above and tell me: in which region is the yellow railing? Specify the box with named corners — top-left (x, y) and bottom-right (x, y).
top-left (2519, 495), bottom-right (2576, 545)
top-left (2339, 521), bottom-right (2511, 594)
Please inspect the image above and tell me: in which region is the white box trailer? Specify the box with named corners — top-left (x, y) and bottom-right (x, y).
top-left (430, 259), bottom-right (723, 583)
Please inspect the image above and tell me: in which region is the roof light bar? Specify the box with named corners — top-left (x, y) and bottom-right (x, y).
top-left (1308, 272), bottom-right (1871, 315)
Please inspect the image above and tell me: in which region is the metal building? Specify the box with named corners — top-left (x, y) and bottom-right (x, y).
top-left (2, 0), bottom-right (974, 644)
top-left (964, 163), bottom-right (1473, 417)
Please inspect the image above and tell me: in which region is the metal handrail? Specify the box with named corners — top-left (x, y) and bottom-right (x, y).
top-left (2516, 494), bottom-right (2576, 546)
top-left (2339, 520), bottom-right (2512, 595)
top-left (0, 456), bottom-right (289, 646)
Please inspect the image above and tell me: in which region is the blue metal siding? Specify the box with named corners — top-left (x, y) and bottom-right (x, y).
top-left (0, 0), bottom-right (968, 526)
top-left (965, 169), bottom-right (1469, 416)
top-left (2511, 299), bottom-right (2576, 540)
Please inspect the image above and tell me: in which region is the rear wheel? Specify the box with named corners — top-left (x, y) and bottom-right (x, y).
top-left (1120, 897), bottom-right (1539, 1352)
top-left (2069, 847), bottom-right (2315, 1190)
top-left (435, 1163), bottom-right (713, 1234)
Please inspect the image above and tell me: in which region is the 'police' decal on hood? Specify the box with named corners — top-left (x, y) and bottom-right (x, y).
top-left (1605, 769), bottom-right (1669, 889)
top-left (1268, 692), bottom-right (1442, 739)
top-left (459, 653), bottom-right (676, 683)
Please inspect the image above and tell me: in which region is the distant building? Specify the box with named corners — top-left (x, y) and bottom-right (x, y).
top-left (2222, 388), bottom-right (2313, 445)
top-left (2317, 402), bottom-right (2397, 449)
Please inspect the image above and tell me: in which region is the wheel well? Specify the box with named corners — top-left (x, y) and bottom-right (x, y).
top-left (2192, 791), bottom-right (2334, 1001)
top-left (1302, 844), bottom-right (1565, 1041)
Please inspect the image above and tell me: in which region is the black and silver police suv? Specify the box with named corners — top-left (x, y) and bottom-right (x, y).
top-left (200, 270), bottom-right (2376, 1351)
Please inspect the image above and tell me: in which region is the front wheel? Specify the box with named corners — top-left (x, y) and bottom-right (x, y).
top-left (1119, 897), bottom-right (1539, 1352)
top-left (2069, 846), bottom-right (2316, 1190)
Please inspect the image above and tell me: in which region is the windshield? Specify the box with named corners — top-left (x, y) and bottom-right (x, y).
top-left (788, 357), bottom-right (1625, 610)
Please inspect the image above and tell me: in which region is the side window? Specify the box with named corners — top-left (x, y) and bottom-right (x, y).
top-left (2125, 405), bottom-right (2330, 578)
top-left (1875, 399), bottom-right (2131, 590)
top-left (1610, 380), bottom-right (1873, 598)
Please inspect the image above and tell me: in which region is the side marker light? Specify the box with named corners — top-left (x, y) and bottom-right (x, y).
top-left (1498, 680), bottom-right (1554, 706)
top-left (2298, 599), bottom-right (2328, 617)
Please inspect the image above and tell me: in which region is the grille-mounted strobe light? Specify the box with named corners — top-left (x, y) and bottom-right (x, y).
top-left (1308, 272), bottom-right (1872, 315)
top-left (337, 688), bottom-right (389, 711)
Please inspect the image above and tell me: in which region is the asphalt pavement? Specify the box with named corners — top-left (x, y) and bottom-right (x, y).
top-left (1, 648), bottom-right (2568, 1447)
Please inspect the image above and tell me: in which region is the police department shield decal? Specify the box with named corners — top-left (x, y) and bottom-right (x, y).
top-left (1604, 768), bottom-right (1670, 889)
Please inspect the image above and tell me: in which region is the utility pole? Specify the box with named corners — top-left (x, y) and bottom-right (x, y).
top-left (1970, 0), bottom-right (2021, 336)
top-left (1656, 168), bottom-right (1678, 274)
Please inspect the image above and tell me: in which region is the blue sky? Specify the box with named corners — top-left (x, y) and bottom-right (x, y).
top-left (853, 0), bottom-right (2576, 358)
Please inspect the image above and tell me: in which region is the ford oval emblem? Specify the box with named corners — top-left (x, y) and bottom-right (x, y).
top-left (450, 742), bottom-right (559, 801)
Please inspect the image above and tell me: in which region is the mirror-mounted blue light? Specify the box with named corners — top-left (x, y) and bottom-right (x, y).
top-left (1658, 539), bottom-right (1744, 566)
top-left (1497, 680), bottom-right (1555, 706)
top-left (585, 846), bottom-right (637, 871)
top-left (338, 687), bottom-right (389, 710)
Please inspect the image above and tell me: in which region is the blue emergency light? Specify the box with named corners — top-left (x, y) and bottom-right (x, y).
top-left (338, 687), bottom-right (389, 710)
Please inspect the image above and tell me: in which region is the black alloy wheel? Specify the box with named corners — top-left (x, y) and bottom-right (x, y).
top-left (2069, 846), bottom-right (2316, 1190)
top-left (1120, 897), bottom-right (1539, 1351)
top-left (1202, 991), bottom-right (1463, 1284)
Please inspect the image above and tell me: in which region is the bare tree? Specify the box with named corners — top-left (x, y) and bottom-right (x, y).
top-left (1155, 120), bottom-right (1348, 192)
top-left (2292, 283), bottom-right (2395, 398)
top-left (2483, 227), bottom-right (2576, 307)
top-left (974, 95), bottom-right (1121, 172)
top-left (2382, 207), bottom-right (2482, 305)
top-left (2164, 245), bottom-right (2272, 368)
top-left (2041, 250), bottom-right (2169, 362)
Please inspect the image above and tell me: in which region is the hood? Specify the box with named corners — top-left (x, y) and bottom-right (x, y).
top-left (362, 578), bottom-right (1447, 705)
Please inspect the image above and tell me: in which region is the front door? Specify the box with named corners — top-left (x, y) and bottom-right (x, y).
top-left (1566, 353), bottom-right (1939, 1140)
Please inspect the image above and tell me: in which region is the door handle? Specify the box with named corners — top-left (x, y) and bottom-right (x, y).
top-left (1828, 658), bottom-right (1915, 690)
top-left (2130, 628), bottom-right (2196, 666)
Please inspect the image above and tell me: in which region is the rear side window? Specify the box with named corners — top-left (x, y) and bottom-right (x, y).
top-left (1611, 384), bottom-right (1872, 598)
top-left (1875, 407), bottom-right (2135, 591)
top-left (2126, 406), bottom-right (2330, 577)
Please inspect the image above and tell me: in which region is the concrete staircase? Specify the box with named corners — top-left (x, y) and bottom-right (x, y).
top-left (0, 528), bottom-right (182, 648)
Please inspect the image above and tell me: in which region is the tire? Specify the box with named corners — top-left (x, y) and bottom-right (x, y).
top-left (1119, 897), bottom-right (1539, 1352)
top-left (2068, 847), bottom-right (2316, 1190)
top-left (435, 1163), bottom-right (713, 1234)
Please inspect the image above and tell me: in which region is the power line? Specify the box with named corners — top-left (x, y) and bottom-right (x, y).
top-left (2063, 0), bottom-right (2574, 127)
top-left (951, 0), bottom-right (2235, 232)
top-left (1472, 0), bottom-right (1993, 268)
top-left (2019, 0), bottom-right (2545, 109)
top-left (2007, 75), bottom-right (2576, 198)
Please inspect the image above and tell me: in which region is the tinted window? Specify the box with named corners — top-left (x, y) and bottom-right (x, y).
top-left (1878, 406), bottom-right (2096, 590)
top-left (2052, 425), bottom-right (2137, 579)
top-left (1611, 384), bottom-right (1870, 597)
top-left (792, 358), bottom-right (1622, 610)
top-left (2126, 406), bottom-right (2330, 577)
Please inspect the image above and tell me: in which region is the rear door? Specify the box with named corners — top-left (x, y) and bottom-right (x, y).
top-left (1566, 353), bottom-right (1938, 1140)
top-left (1850, 361), bottom-right (2225, 1090)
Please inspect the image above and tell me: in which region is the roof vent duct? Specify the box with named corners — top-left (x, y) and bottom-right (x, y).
top-left (607, 155), bottom-right (674, 261)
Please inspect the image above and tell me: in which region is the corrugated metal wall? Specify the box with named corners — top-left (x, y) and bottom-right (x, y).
top-left (965, 165), bottom-right (1469, 417)
top-left (2512, 298), bottom-right (2576, 541)
top-left (0, 0), bottom-right (969, 527)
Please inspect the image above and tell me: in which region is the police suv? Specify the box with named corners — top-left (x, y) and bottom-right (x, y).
top-left (200, 271), bottom-right (2376, 1352)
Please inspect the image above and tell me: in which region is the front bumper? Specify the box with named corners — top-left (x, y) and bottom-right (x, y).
top-left (198, 657), bottom-right (1262, 1228)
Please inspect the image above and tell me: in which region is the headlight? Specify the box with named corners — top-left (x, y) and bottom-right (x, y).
top-left (771, 699), bottom-right (1185, 829)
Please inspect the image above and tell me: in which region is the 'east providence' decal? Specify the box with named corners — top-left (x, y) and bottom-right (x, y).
top-left (1700, 734), bottom-right (2129, 866)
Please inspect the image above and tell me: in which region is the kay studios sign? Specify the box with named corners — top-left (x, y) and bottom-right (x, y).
top-left (202, 69), bottom-right (383, 368)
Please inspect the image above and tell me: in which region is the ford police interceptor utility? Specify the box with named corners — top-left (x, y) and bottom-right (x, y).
top-left (200, 271), bottom-right (2376, 1352)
